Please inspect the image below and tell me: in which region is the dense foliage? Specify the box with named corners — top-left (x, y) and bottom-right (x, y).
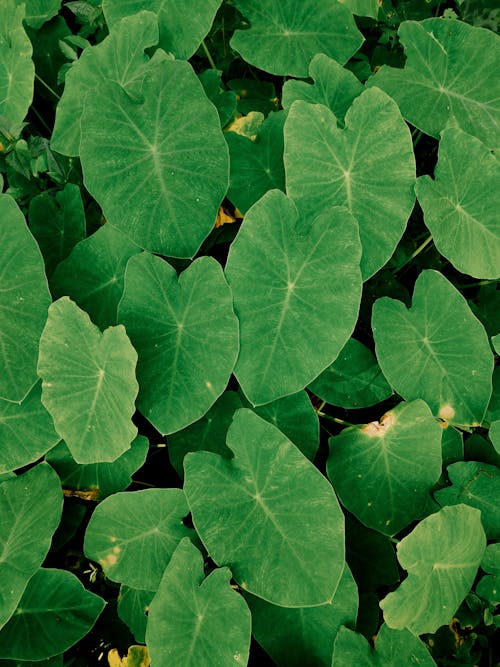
top-left (0, 0), bottom-right (499, 665)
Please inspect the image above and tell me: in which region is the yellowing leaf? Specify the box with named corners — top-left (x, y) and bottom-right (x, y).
top-left (108, 645), bottom-right (150, 667)
top-left (215, 206), bottom-right (237, 228)
top-left (225, 111), bottom-right (264, 140)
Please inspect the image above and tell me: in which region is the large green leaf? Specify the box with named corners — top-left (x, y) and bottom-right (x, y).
top-left (0, 464), bottom-right (63, 630)
top-left (84, 488), bottom-right (194, 590)
top-left (368, 18), bottom-right (500, 148)
top-left (247, 565), bottom-right (358, 667)
top-left (225, 190), bottom-right (362, 405)
top-left (231, 0), bottom-right (363, 77)
top-left (51, 11), bottom-right (162, 156)
top-left (28, 184), bottom-right (86, 277)
top-left (184, 409), bottom-right (345, 607)
top-left (80, 58), bottom-right (229, 258)
top-left (117, 586), bottom-right (154, 644)
top-left (0, 194), bottom-right (51, 402)
top-left (416, 128), bottom-right (500, 279)
top-left (50, 225), bottom-right (141, 330)
top-left (46, 435), bottom-right (148, 501)
top-left (0, 382), bottom-right (59, 474)
top-left (102, 0), bottom-right (222, 60)
top-left (331, 624), bottom-right (437, 666)
top-left (328, 400), bottom-right (442, 535)
top-left (435, 461), bottom-right (500, 538)
top-left (284, 88), bottom-right (416, 280)
top-left (0, 569), bottom-right (104, 661)
top-left (281, 53), bottom-right (363, 123)
top-left (118, 253), bottom-right (238, 434)
top-left (226, 110), bottom-right (286, 214)
top-left (38, 297), bottom-right (138, 464)
top-left (380, 505), bottom-right (486, 634)
top-left (146, 538), bottom-right (251, 666)
top-left (372, 270), bottom-right (493, 427)
top-left (0, 1), bottom-right (34, 127)
top-left (309, 338), bottom-right (392, 409)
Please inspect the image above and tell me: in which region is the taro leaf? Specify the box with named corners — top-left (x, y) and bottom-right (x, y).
top-left (198, 69), bottom-right (237, 128)
top-left (487, 370), bottom-right (500, 423)
top-left (0, 194), bottom-right (51, 403)
top-left (372, 270), bottom-right (494, 427)
top-left (309, 338), bottom-right (392, 409)
top-left (0, 464), bottom-right (63, 630)
top-left (476, 543), bottom-right (500, 606)
top-left (247, 565), bottom-right (358, 667)
top-left (0, 656), bottom-right (62, 667)
top-left (368, 18), bottom-right (500, 148)
top-left (284, 88), bottom-right (416, 280)
top-left (225, 191), bottom-right (362, 406)
top-left (281, 53), bottom-right (363, 124)
top-left (493, 333), bottom-right (500, 355)
top-left (38, 297), bottom-right (138, 464)
top-left (491, 420), bottom-right (500, 454)
top-left (51, 11), bottom-right (162, 156)
top-left (435, 461), bottom-right (500, 538)
top-left (15, 0), bottom-right (62, 29)
top-left (328, 400), bottom-right (442, 535)
top-left (146, 538), bottom-right (251, 667)
top-left (465, 433), bottom-right (500, 467)
top-left (0, 568), bottom-right (104, 661)
top-left (117, 586), bottom-right (155, 644)
top-left (441, 427), bottom-right (464, 467)
top-left (80, 58), bottom-right (229, 258)
top-left (118, 253), bottom-right (238, 435)
top-left (227, 79), bottom-right (279, 116)
top-left (84, 488), bottom-right (194, 590)
top-left (184, 409), bottom-right (345, 607)
top-left (331, 624), bottom-right (437, 666)
top-left (0, 382), bottom-right (59, 474)
top-left (50, 225), bottom-right (141, 330)
top-left (28, 184), bottom-right (86, 277)
top-left (339, 0), bottom-right (379, 18)
top-left (168, 391), bottom-right (243, 478)
top-left (380, 504), bottom-right (486, 634)
top-left (0, 1), bottom-right (34, 128)
top-left (231, 0), bottom-right (363, 77)
top-left (416, 129), bottom-right (500, 279)
top-left (226, 110), bottom-right (286, 214)
top-left (102, 0), bottom-right (222, 60)
top-left (46, 435), bottom-right (149, 501)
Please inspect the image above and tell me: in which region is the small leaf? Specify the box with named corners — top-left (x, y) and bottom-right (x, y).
top-left (38, 297), bottom-right (139, 463)
top-left (16, 0), bottom-right (62, 29)
top-left (380, 505), bottom-right (486, 634)
top-left (117, 587), bottom-right (154, 644)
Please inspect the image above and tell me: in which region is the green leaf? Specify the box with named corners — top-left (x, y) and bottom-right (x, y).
top-left (146, 538), bottom-right (251, 666)
top-left (226, 110), bottom-right (285, 214)
top-left (328, 400), bottom-right (442, 535)
top-left (231, 0), bottom-right (363, 77)
top-left (84, 488), bottom-right (194, 590)
top-left (284, 88), bottom-right (416, 280)
top-left (51, 11), bottom-right (161, 156)
top-left (184, 409), bottom-right (345, 607)
top-left (372, 270), bottom-right (494, 426)
top-left (50, 225), bottom-right (141, 330)
top-left (338, 0), bottom-right (379, 18)
top-left (492, 333), bottom-right (500, 355)
top-left (368, 18), bottom-right (500, 148)
top-left (28, 184), bottom-right (86, 277)
top-left (227, 79), bottom-right (279, 116)
top-left (247, 565), bottom-right (358, 667)
top-left (198, 69), bottom-right (237, 128)
top-left (225, 190), bottom-right (362, 405)
top-left (0, 1), bottom-right (34, 127)
top-left (309, 338), bottom-right (393, 409)
top-left (46, 435), bottom-right (148, 501)
top-left (416, 129), bottom-right (500, 279)
top-left (80, 58), bottom-right (229, 258)
top-left (331, 624), bottom-right (437, 666)
top-left (476, 543), bottom-right (500, 606)
top-left (102, 0), bottom-right (222, 59)
top-left (16, 0), bottom-right (62, 29)
top-left (491, 420), bottom-right (500, 454)
top-left (38, 297), bottom-right (138, 463)
top-left (0, 194), bottom-right (51, 402)
top-left (117, 586), bottom-right (154, 644)
top-left (441, 426), bottom-right (464, 466)
top-left (118, 253), bottom-right (238, 435)
top-left (435, 461), bottom-right (500, 538)
top-left (0, 381), bottom-right (59, 474)
top-left (380, 505), bottom-right (486, 634)
top-left (0, 464), bottom-right (63, 630)
top-left (281, 53), bottom-right (363, 123)
top-left (0, 568), bottom-right (104, 661)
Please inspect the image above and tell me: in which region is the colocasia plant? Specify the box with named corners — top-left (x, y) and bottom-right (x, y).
top-left (0, 0), bottom-right (499, 665)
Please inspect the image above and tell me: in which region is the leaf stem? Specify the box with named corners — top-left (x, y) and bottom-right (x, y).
top-left (394, 234), bottom-right (433, 275)
top-left (317, 412), bottom-right (354, 427)
top-left (455, 279), bottom-right (499, 289)
top-left (30, 105), bottom-right (51, 134)
top-left (35, 73), bottom-right (61, 100)
top-left (201, 40), bottom-right (217, 69)
top-left (412, 129), bottom-right (423, 147)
